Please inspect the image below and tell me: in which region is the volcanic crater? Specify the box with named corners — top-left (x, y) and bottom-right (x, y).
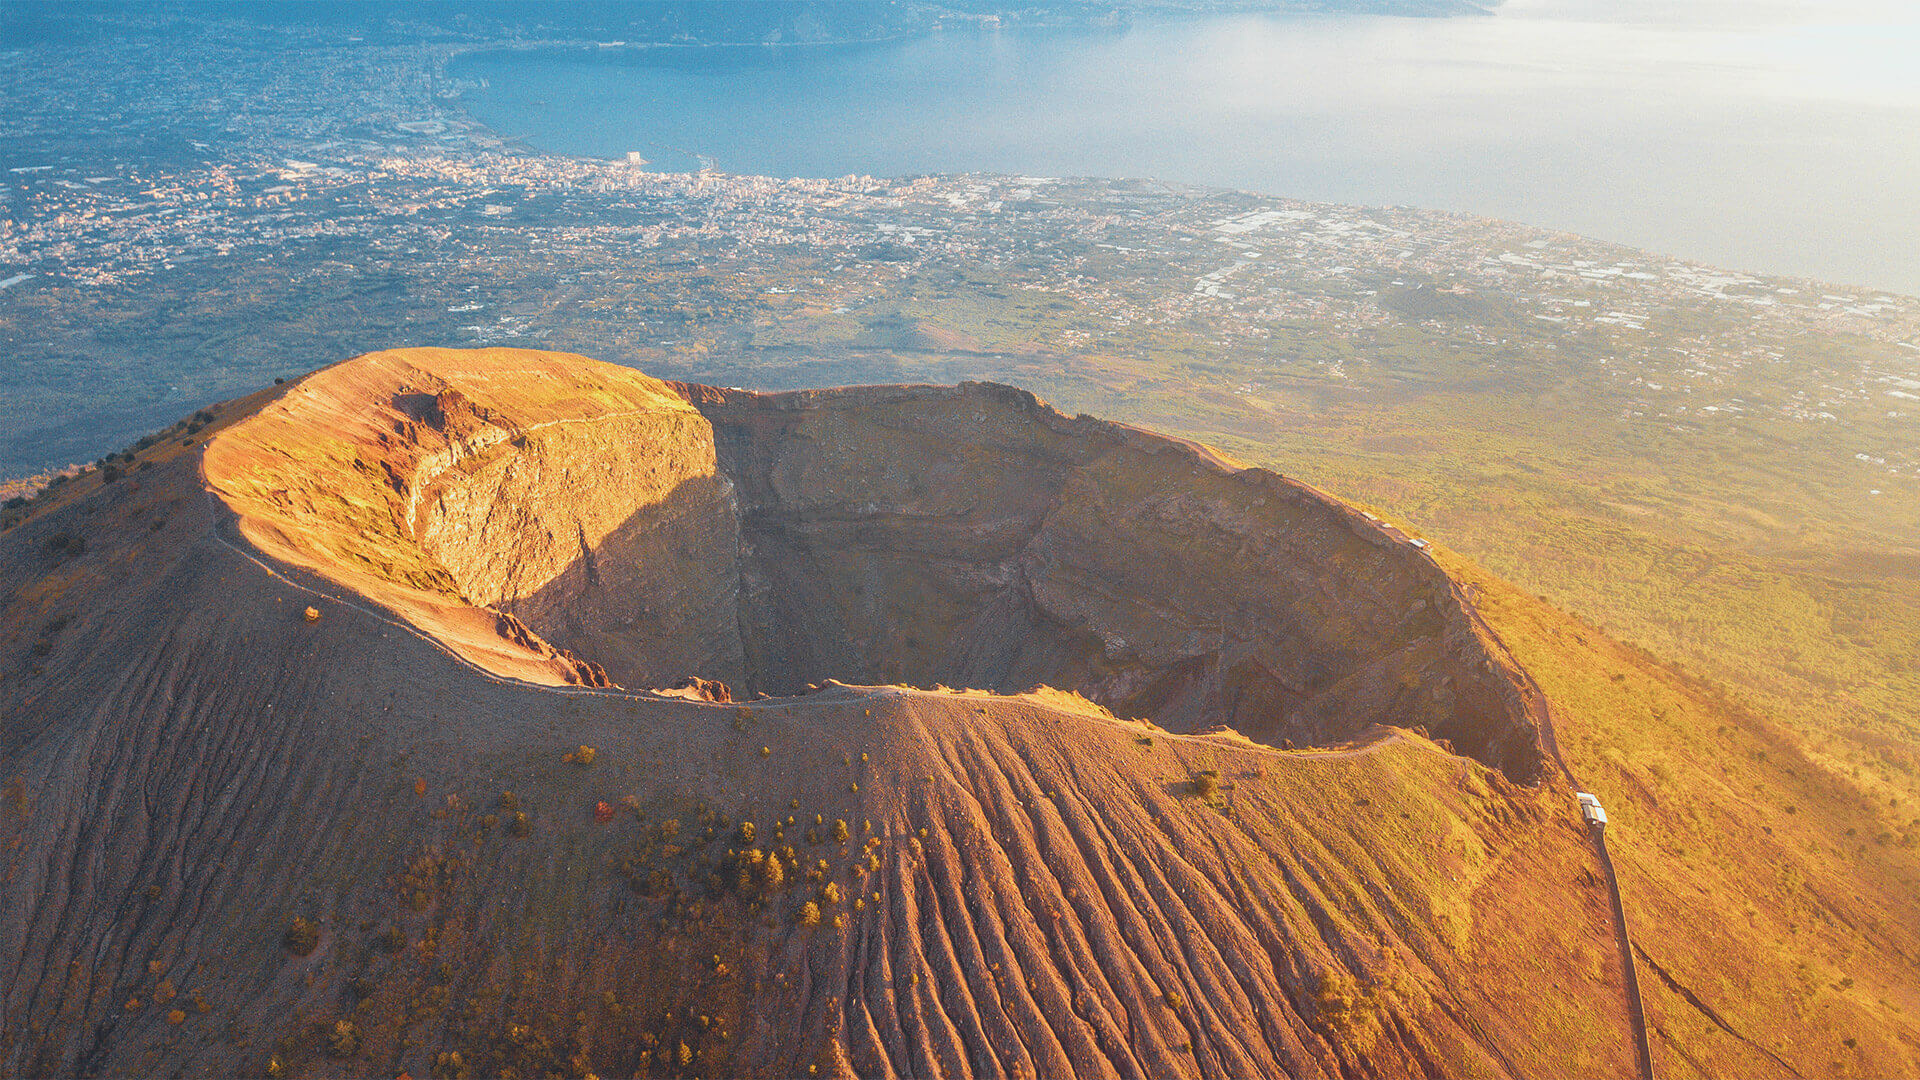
top-left (211, 348), bottom-right (1547, 781)
top-left (0, 347), bottom-right (1647, 1080)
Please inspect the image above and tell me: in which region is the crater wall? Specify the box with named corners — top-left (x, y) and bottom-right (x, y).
top-left (672, 381), bottom-right (1547, 780)
top-left (205, 349), bottom-right (1547, 780)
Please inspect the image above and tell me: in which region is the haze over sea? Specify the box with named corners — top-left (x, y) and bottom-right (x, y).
top-left (454, 0), bottom-right (1920, 296)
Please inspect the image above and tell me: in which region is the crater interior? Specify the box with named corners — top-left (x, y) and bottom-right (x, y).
top-left (207, 348), bottom-right (1546, 780)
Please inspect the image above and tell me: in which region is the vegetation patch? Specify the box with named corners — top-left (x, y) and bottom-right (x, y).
top-left (282, 917), bottom-right (320, 957)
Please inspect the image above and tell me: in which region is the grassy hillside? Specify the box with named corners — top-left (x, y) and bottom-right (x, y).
top-left (1448, 551), bottom-right (1920, 1077)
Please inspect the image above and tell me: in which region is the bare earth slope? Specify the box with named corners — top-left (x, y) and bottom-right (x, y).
top-left (0, 347), bottom-right (1734, 1077)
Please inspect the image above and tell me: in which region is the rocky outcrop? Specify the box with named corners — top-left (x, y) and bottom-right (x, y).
top-left (664, 675), bottom-right (733, 703)
top-left (493, 609), bottom-right (542, 651)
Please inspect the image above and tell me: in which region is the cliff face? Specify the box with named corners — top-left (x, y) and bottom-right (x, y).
top-left (404, 381), bottom-right (744, 692)
top-left (193, 347), bottom-right (745, 690)
top-left (0, 349), bottom-right (1621, 1080)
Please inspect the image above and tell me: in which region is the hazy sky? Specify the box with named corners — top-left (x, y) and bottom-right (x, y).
top-left (1478, 0), bottom-right (1920, 106)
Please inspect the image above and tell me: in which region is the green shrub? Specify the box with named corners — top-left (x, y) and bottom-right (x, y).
top-left (328, 1019), bottom-right (360, 1058)
top-left (729, 847), bottom-right (788, 899)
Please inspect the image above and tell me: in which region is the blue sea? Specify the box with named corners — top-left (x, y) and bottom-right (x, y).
top-left (455, 0), bottom-right (1920, 295)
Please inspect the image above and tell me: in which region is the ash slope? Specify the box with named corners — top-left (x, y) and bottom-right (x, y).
top-left (0, 348), bottom-right (1631, 1078)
